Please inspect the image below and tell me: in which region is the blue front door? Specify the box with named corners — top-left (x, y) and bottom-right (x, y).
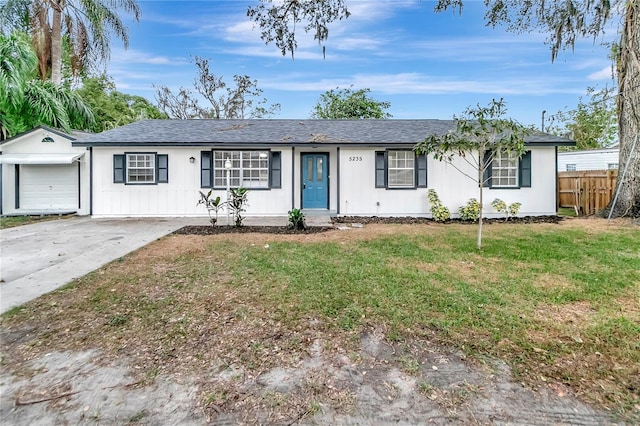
top-left (302, 153), bottom-right (328, 209)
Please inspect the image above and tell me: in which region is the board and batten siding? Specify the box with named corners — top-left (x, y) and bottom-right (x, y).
top-left (90, 145), bottom-right (558, 217)
top-left (338, 147), bottom-right (557, 217)
top-left (338, 147), bottom-right (428, 216)
top-left (91, 147), bottom-right (293, 217)
top-left (557, 148), bottom-right (619, 171)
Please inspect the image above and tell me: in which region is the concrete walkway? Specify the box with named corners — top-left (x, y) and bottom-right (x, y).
top-left (0, 215), bottom-right (332, 314)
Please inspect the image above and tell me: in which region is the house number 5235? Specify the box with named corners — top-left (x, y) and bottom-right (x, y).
top-left (348, 156), bottom-right (363, 162)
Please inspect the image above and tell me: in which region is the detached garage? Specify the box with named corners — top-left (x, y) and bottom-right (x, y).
top-left (0, 127), bottom-right (90, 216)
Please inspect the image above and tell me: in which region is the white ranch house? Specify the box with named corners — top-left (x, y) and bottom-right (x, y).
top-left (1, 120), bottom-right (574, 218)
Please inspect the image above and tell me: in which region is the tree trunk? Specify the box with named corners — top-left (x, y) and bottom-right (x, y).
top-left (50, 1), bottom-right (63, 86)
top-left (477, 150), bottom-right (484, 249)
top-left (606, 3), bottom-right (640, 218)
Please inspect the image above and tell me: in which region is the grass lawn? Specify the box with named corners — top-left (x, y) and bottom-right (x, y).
top-left (0, 214), bottom-right (75, 229)
top-left (2, 218), bottom-right (638, 420)
top-left (557, 207), bottom-right (578, 217)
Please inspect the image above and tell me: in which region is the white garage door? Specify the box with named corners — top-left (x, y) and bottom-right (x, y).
top-left (20, 164), bottom-right (79, 210)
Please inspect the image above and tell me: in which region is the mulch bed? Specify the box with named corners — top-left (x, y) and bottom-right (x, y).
top-left (174, 225), bottom-right (333, 235)
top-left (174, 215), bottom-right (563, 235)
top-left (334, 215), bottom-right (564, 225)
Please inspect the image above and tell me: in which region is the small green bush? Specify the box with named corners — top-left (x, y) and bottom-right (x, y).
top-left (228, 187), bottom-right (248, 227)
top-left (427, 189), bottom-right (450, 222)
top-left (197, 190), bottom-right (226, 226)
top-left (288, 208), bottom-right (307, 230)
top-left (491, 198), bottom-right (507, 215)
top-left (508, 202), bottom-right (522, 217)
top-left (459, 198), bottom-right (481, 221)
top-left (491, 198), bottom-right (522, 221)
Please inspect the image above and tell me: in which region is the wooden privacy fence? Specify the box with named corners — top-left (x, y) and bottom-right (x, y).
top-left (558, 170), bottom-right (618, 216)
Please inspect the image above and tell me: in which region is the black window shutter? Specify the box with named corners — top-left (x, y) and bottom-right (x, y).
top-left (416, 153), bottom-right (427, 188)
top-left (114, 154), bottom-right (125, 183)
top-left (375, 151), bottom-right (386, 188)
top-left (482, 150), bottom-right (492, 188)
top-left (157, 154), bottom-right (168, 183)
top-left (269, 151), bottom-right (282, 188)
top-left (519, 151), bottom-right (532, 187)
top-left (201, 151), bottom-right (212, 188)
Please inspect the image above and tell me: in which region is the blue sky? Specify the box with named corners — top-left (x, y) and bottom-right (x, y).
top-left (107, 0), bottom-right (618, 129)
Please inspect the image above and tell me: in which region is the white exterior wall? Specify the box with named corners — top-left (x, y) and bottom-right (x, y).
top-left (338, 147), bottom-right (557, 217)
top-left (338, 147), bottom-right (428, 216)
top-left (91, 147), bottom-right (294, 217)
top-left (557, 148), bottom-right (619, 171)
top-left (1, 129), bottom-right (90, 215)
top-left (90, 145), bottom-right (558, 218)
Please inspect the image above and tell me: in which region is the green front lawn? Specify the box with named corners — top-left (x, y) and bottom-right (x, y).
top-left (2, 220), bottom-right (638, 419)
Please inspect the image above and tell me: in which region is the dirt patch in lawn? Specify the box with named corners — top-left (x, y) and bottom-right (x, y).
top-left (1, 326), bottom-right (620, 425)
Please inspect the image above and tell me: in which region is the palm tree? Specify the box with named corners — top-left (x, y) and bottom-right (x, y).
top-left (0, 32), bottom-right (94, 139)
top-left (1, 0), bottom-right (140, 84)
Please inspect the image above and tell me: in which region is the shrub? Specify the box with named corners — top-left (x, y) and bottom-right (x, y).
top-left (197, 190), bottom-right (226, 226)
top-left (228, 187), bottom-right (248, 227)
top-left (508, 202), bottom-right (522, 217)
top-left (491, 198), bottom-right (522, 221)
top-left (427, 189), bottom-right (450, 222)
top-left (491, 198), bottom-right (507, 215)
top-left (459, 198), bottom-right (481, 221)
top-left (288, 208), bottom-right (307, 230)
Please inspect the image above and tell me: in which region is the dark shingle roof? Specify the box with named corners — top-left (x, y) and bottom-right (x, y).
top-left (72, 119), bottom-right (575, 147)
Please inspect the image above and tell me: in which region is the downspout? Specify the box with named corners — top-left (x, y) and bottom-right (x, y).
top-left (89, 147), bottom-right (93, 216)
top-left (291, 146), bottom-right (295, 210)
top-left (336, 147), bottom-right (340, 215)
top-left (555, 146), bottom-right (558, 212)
top-left (15, 165), bottom-right (19, 209)
top-left (77, 160), bottom-right (81, 210)
top-left (0, 155), bottom-right (3, 215)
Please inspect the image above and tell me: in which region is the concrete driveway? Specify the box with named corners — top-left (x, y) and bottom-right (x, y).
top-left (0, 217), bottom-right (204, 314)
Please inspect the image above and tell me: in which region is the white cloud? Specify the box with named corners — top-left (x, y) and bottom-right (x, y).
top-left (588, 66), bottom-right (615, 80)
top-left (262, 72), bottom-right (584, 96)
top-left (344, 0), bottom-right (419, 22)
top-left (110, 48), bottom-right (188, 66)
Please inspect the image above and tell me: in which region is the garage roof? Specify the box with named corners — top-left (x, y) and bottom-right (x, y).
top-left (0, 153), bottom-right (85, 164)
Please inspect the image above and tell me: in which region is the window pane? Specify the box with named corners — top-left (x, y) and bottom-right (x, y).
top-left (387, 151), bottom-right (414, 187)
top-left (317, 157), bottom-right (323, 181)
top-left (127, 153), bottom-right (155, 183)
top-left (213, 151), bottom-right (270, 188)
top-left (491, 151), bottom-right (518, 187)
top-left (307, 157), bottom-right (313, 182)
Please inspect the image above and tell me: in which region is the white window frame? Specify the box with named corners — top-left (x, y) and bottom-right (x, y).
top-left (126, 153), bottom-right (155, 183)
top-left (213, 150), bottom-right (269, 189)
top-left (387, 150), bottom-right (415, 188)
top-left (566, 164), bottom-right (577, 171)
top-left (491, 151), bottom-right (519, 187)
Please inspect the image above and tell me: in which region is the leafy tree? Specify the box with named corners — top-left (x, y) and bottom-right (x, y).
top-left (249, 0), bottom-right (639, 217)
top-left (0, 32), bottom-right (94, 139)
top-left (247, 0), bottom-right (350, 58)
top-left (1, 0), bottom-right (140, 84)
top-left (311, 87), bottom-right (391, 119)
top-left (414, 99), bottom-right (530, 249)
top-left (549, 86), bottom-right (617, 151)
top-left (155, 57), bottom-right (280, 119)
top-left (76, 75), bottom-right (165, 132)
